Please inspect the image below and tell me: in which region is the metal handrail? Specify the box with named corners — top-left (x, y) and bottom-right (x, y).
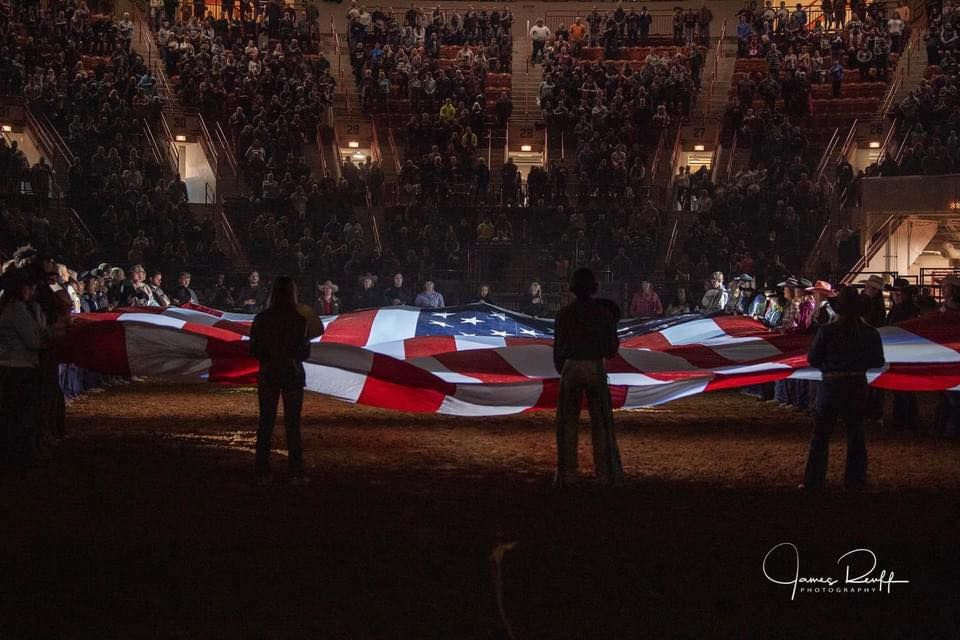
top-left (316, 125), bottom-right (329, 178)
top-left (649, 128), bottom-right (667, 182)
top-left (840, 118), bottom-right (859, 158)
top-left (370, 211), bottom-right (383, 254)
top-left (198, 114), bottom-right (220, 178)
top-left (666, 126), bottom-right (683, 191)
top-left (663, 217), bottom-right (681, 267)
top-left (215, 122), bottom-right (238, 177)
top-left (370, 118), bottom-right (383, 165)
top-left (876, 117), bottom-right (898, 164)
top-left (815, 127), bottom-right (840, 181)
top-left (159, 112), bottom-right (180, 169)
top-left (895, 124), bottom-right (913, 163)
top-left (142, 119), bottom-right (163, 167)
top-left (725, 130), bottom-right (737, 180)
top-left (388, 127), bottom-right (402, 174)
top-left (204, 181), bottom-right (215, 205)
top-left (841, 214), bottom-right (899, 284)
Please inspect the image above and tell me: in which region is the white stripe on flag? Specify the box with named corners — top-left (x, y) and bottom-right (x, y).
top-left (117, 313), bottom-right (187, 330)
top-left (125, 324), bottom-right (211, 377)
top-left (366, 308), bottom-right (422, 349)
top-left (496, 345), bottom-right (557, 379)
top-left (304, 362), bottom-right (368, 403)
top-left (159, 307), bottom-right (224, 326)
top-left (622, 378), bottom-right (710, 408)
top-left (453, 335), bottom-right (508, 351)
top-left (409, 357), bottom-right (483, 384)
top-left (438, 382), bottom-right (543, 415)
top-left (878, 326), bottom-right (960, 363)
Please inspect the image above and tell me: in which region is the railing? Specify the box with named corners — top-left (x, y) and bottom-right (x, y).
top-left (841, 214), bottom-right (900, 284)
top-left (333, 127), bottom-right (344, 180)
top-left (894, 124), bottom-right (913, 162)
top-left (198, 114), bottom-right (220, 181)
top-left (663, 217), bottom-right (681, 268)
top-left (204, 182), bottom-right (215, 205)
top-left (702, 19), bottom-right (727, 125)
top-left (725, 130), bottom-right (737, 180)
top-left (316, 125), bottom-right (329, 178)
top-left (543, 127), bottom-right (549, 166)
top-left (814, 127), bottom-right (840, 181)
top-left (388, 127), bottom-right (402, 173)
top-left (876, 117), bottom-right (898, 164)
top-left (370, 118), bottom-right (383, 166)
top-left (879, 73), bottom-right (903, 118)
top-left (142, 119), bottom-right (163, 168)
top-left (709, 124), bottom-right (723, 183)
top-left (159, 112), bottom-right (181, 172)
top-left (840, 118), bottom-right (859, 158)
top-left (666, 126), bottom-right (683, 191)
top-left (649, 128), bottom-right (668, 183)
top-left (218, 207), bottom-right (244, 262)
top-left (370, 212), bottom-right (383, 255)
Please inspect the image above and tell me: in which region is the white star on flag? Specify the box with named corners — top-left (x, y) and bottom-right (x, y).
top-left (429, 320), bottom-right (452, 328)
top-left (460, 316), bottom-right (484, 325)
top-left (459, 332), bottom-right (476, 337)
top-left (491, 313), bottom-right (508, 321)
top-left (432, 312), bottom-right (455, 319)
top-left (490, 329), bottom-right (509, 337)
top-left (520, 328), bottom-right (539, 336)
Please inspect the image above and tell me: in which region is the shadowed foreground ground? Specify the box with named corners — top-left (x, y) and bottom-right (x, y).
top-left (1, 383), bottom-right (958, 639)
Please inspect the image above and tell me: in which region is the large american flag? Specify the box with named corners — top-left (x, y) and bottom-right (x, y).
top-left (57, 303), bottom-right (960, 415)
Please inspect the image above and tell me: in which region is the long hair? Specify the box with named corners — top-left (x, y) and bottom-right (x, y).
top-left (268, 275), bottom-right (298, 310)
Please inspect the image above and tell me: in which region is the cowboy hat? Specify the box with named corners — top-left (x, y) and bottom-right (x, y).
top-left (805, 280), bottom-right (838, 297)
top-left (317, 279), bottom-right (339, 293)
top-left (358, 272), bottom-right (378, 284)
top-left (863, 274), bottom-right (885, 290)
top-left (776, 276), bottom-right (799, 288)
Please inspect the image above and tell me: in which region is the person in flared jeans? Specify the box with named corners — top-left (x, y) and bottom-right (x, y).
top-left (555, 359), bottom-right (624, 486)
top-left (803, 375), bottom-right (868, 489)
top-left (255, 381), bottom-right (304, 477)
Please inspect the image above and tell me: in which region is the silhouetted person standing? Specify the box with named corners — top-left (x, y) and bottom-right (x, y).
top-left (553, 268), bottom-right (624, 487)
top-left (801, 286), bottom-right (885, 490)
top-left (249, 276), bottom-right (315, 485)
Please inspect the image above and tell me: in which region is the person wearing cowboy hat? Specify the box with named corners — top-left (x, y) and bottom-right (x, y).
top-left (313, 280), bottom-right (341, 316)
top-left (351, 272), bottom-right (381, 310)
top-left (801, 285), bottom-right (885, 490)
top-left (730, 275), bottom-right (756, 315)
top-left (552, 268), bottom-right (624, 488)
top-left (859, 274), bottom-right (887, 328)
top-left (805, 280), bottom-right (839, 328)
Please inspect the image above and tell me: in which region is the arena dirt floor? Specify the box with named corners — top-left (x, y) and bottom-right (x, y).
top-left (1, 382), bottom-right (958, 639)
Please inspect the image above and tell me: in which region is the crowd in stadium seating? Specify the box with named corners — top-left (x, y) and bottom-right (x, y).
top-left (735, 0), bottom-right (909, 64)
top-left (346, 4), bottom-right (513, 116)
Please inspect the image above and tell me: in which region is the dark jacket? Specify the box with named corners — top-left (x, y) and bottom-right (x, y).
top-left (237, 284), bottom-right (268, 314)
top-left (886, 301), bottom-right (920, 325)
top-left (172, 285), bottom-right (198, 306)
top-left (807, 317), bottom-right (885, 375)
top-left (352, 286), bottom-right (383, 310)
top-left (249, 306), bottom-right (312, 390)
top-left (860, 291), bottom-right (887, 327)
top-left (383, 286), bottom-right (412, 306)
top-left (553, 297), bottom-right (620, 373)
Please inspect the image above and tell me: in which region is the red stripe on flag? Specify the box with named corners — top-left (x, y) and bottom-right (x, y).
top-left (401, 335), bottom-right (458, 359)
top-left (356, 354), bottom-right (453, 412)
top-left (55, 320), bottom-right (131, 376)
top-left (871, 363), bottom-right (960, 391)
top-left (433, 349), bottom-right (527, 383)
top-left (320, 309), bottom-right (379, 346)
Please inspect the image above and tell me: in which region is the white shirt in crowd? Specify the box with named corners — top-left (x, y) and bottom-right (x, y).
top-left (529, 24), bottom-right (551, 42)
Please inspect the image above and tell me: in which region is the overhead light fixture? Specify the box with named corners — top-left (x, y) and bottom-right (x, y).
top-left (348, 141), bottom-right (360, 148)
top-left (175, 134), bottom-right (187, 142)
top-left (868, 141), bottom-right (880, 149)
top-left (1, 125), bottom-right (11, 132)
top-left (693, 144), bottom-right (705, 151)
top-left (520, 144), bottom-right (532, 152)
top-left (351, 151), bottom-right (365, 160)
